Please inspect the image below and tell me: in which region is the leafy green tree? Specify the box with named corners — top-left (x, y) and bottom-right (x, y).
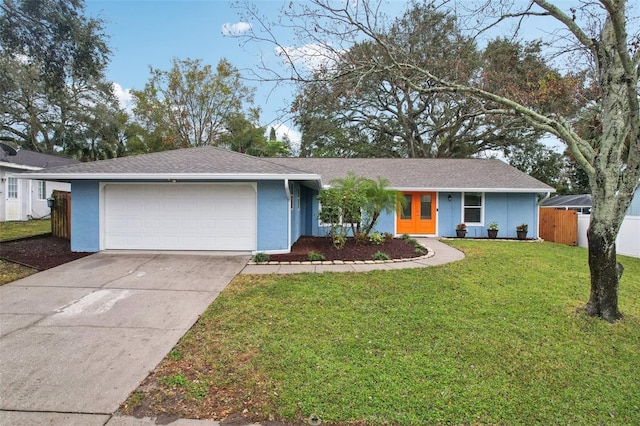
top-left (0, 0), bottom-right (110, 91)
top-left (0, 0), bottom-right (120, 156)
top-left (131, 58), bottom-right (257, 149)
top-left (292, 5), bottom-right (587, 159)
top-left (506, 142), bottom-right (565, 190)
top-left (0, 54), bottom-right (123, 155)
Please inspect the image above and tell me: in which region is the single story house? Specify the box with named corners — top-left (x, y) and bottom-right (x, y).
top-left (20, 146), bottom-right (554, 253)
top-left (1, 147), bottom-right (78, 222)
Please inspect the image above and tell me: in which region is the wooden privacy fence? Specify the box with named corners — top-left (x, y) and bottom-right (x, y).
top-left (539, 208), bottom-right (578, 246)
top-left (51, 190), bottom-right (71, 240)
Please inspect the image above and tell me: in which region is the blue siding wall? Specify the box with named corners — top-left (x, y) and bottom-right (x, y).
top-left (628, 186), bottom-right (640, 216)
top-left (376, 210), bottom-right (395, 235)
top-left (438, 193), bottom-right (463, 237)
top-left (438, 192), bottom-right (539, 238)
top-left (483, 193), bottom-right (538, 238)
top-left (70, 181), bottom-right (101, 252)
top-left (257, 181), bottom-right (289, 252)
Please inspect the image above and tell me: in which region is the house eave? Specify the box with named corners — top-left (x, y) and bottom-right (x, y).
top-left (323, 185), bottom-right (555, 193)
top-left (392, 187), bottom-right (556, 193)
top-left (0, 161), bottom-right (42, 171)
top-left (15, 172), bottom-right (323, 182)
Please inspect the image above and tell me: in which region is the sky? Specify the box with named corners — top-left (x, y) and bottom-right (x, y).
top-left (84, 0), bottom-right (327, 147)
top-left (83, 0), bottom-right (586, 152)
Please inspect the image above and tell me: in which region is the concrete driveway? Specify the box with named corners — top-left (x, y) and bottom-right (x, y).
top-left (0, 252), bottom-right (249, 425)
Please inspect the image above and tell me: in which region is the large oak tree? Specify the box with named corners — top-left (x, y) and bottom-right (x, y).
top-left (0, 0), bottom-right (124, 158)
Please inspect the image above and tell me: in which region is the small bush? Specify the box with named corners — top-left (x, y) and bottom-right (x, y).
top-left (400, 234), bottom-right (411, 240)
top-left (369, 231), bottom-right (385, 245)
top-left (308, 251), bottom-right (326, 261)
top-left (253, 252), bottom-right (270, 263)
top-left (382, 232), bottom-right (394, 241)
top-left (372, 251), bottom-right (390, 261)
top-left (332, 234), bottom-right (346, 249)
top-left (354, 231), bottom-right (368, 244)
top-left (414, 247), bottom-right (425, 255)
top-left (406, 237), bottom-right (418, 246)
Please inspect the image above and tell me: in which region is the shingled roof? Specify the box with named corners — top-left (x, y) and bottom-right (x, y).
top-left (0, 148), bottom-right (78, 169)
top-left (269, 157), bottom-right (553, 192)
top-left (21, 146), bottom-right (553, 192)
top-left (22, 146), bottom-right (318, 180)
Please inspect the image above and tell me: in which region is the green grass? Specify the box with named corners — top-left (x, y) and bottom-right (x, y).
top-left (0, 260), bottom-right (37, 286)
top-left (126, 241), bottom-right (640, 425)
top-left (0, 219), bottom-right (51, 241)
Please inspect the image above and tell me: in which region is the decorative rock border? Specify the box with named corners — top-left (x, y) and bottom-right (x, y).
top-left (247, 246), bottom-right (435, 266)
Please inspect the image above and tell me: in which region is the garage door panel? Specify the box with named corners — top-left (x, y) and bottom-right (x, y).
top-left (104, 184), bottom-right (256, 251)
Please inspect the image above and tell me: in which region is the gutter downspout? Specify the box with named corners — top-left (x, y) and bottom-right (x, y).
top-left (285, 179), bottom-right (291, 250)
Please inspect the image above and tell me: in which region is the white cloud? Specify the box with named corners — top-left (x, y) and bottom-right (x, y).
top-left (221, 22), bottom-right (252, 37)
top-left (268, 123), bottom-right (302, 153)
top-left (275, 43), bottom-right (342, 72)
top-left (112, 82), bottom-right (133, 114)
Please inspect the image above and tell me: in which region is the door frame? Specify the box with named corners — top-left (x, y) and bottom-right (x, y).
top-left (5, 175), bottom-right (22, 221)
top-left (396, 191), bottom-right (437, 235)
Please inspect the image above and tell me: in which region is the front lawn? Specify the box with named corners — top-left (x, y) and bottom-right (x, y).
top-left (0, 219), bottom-right (50, 284)
top-left (0, 219), bottom-right (51, 241)
top-left (122, 241), bottom-right (640, 425)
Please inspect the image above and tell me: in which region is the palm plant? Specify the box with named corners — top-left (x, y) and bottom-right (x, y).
top-left (362, 176), bottom-right (401, 236)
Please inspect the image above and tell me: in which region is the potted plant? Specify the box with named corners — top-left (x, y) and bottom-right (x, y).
top-left (456, 223), bottom-right (467, 238)
top-left (487, 222), bottom-right (499, 239)
top-left (516, 223), bottom-right (528, 240)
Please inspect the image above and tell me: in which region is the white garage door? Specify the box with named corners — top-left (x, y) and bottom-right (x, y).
top-left (104, 183), bottom-right (256, 251)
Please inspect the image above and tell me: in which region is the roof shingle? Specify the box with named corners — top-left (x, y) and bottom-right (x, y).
top-left (21, 146), bottom-right (553, 191)
top-left (269, 157), bottom-right (553, 191)
top-left (0, 149), bottom-right (78, 168)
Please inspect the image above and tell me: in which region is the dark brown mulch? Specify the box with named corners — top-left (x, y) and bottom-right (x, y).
top-left (269, 236), bottom-right (424, 262)
top-left (0, 235), bottom-right (92, 271)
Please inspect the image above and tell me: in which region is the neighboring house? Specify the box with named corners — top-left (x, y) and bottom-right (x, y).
top-left (1, 148), bottom-right (78, 222)
top-left (21, 147), bottom-right (554, 253)
top-left (540, 194), bottom-right (592, 214)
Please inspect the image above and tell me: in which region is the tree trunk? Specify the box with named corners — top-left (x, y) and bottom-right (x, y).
top-left (585, 220), bottom-right (623, 323)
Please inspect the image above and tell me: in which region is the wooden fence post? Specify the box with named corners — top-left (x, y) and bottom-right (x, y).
top-left (51, 190), bottom-right (71, 240)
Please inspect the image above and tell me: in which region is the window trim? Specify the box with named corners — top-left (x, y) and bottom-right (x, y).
top-left (462, 192), bottom-right (484, 226)
top-left (7, 177), bottom-right (18, 199)
top-left (37, 181), bottom-right (47, 200)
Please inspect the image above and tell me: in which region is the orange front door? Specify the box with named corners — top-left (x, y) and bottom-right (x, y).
top-left (397, 192), bottom-right (436, 234)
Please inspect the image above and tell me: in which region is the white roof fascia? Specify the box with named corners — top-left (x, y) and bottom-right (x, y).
top-left (0, 162), bottom-right (42, 171)
top-left (15, 172), bottom-right (322, 181)
top-left (368, 186), bottom-right (555, 193)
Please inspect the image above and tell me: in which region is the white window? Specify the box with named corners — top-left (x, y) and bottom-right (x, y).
top-left (462, 192), bottom-right (484, 225)
top-left (7, 177), bottom-right (18, 199)
top-left (37, 181), bottom-right (47, 200)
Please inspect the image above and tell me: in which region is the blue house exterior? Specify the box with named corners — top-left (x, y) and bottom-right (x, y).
top-left (23, 147), bottom-right (554, 253)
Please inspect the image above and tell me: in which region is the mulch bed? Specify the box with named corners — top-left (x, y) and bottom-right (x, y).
top-left (0, 234), bottom-right (92, 271)
top-left (269, 236), bottom-right (424, 262)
